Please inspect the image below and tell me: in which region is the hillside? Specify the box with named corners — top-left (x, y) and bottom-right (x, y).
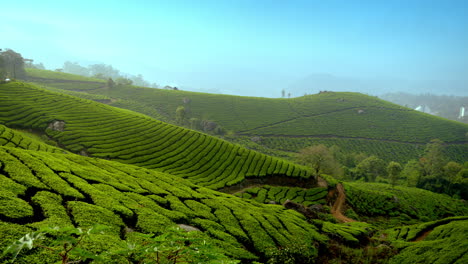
top-left (0, 82), bottom-right (311, 190)
top-left (25, 69), bottom-right (468, 163)
top-left (0, 146), bottom-right (322, 262)
top-left (1, 77), bottom-right (467, 263)
top-left (0, 141), bottom-right (466, 263)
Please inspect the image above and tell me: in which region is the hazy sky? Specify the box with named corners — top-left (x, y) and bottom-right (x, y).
top-left (2, 0), bottom-right (468, 96)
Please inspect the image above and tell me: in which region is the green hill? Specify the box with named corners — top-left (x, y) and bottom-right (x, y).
top-left (0, 124), bottom-right (64, 153)
top-left (1, 75), bottom-right (467, 263)
top-left (0, 146), bottom-right (323, 262)
top-left (0, 82), bottom-right (311, 190)
top-left (25, 69), bottom-right (468, 163)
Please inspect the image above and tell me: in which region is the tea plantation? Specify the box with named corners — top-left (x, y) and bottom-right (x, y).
top-left (0, 82), bottom-right (311, 190)
top-left (0, 146), bottom-right (325, 262)
top-left (26, 69), bottom-right (468, 163)
top-left (0, 77), bottom-right (467, 263)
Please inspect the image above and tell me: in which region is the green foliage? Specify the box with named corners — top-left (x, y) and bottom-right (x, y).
top-left (344, 182), bottom-right (468, 225)
top-left (0, 124), bottom-right (64, 153)
top-left (2, 225), bottom-right (109, 263)
top-left (386, 217), bottom-right (468, 264)
top-left (175, 106), bottom-right (186, 124)
top-left (237, 185), bottom-right (328, 207)
top-left (0, 147), bottom-right (321, 261)
top-left (0, 191), bottom-right (34, 219)
top-left (320, 221), bottom-right (373, 245)
top-left (387, 161), bottom-right (402, 187)
top-left (2, 225), bottom-right (239, 264)
top-left (355, 156), bottom-right (386, 182)
top-left (296, 144), bottom-right (343, 178)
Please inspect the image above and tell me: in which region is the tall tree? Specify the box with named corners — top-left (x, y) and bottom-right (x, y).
top-left (355, 156), bottom-right (386, 182)
top-left (387, 161), bottom-right (402, 187)
top-left (297, 144), bottom-right (343, 178)
top-left (418, 139), bottom-right (447, 192)
top-left (0, 49), bottom-right (26, 79)
top-left (176, 106), bottom-right (186, 125)
top-left (401, 160), bottom-right (422, 187)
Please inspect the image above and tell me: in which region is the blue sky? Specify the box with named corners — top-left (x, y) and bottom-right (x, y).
top-left (2, 0), bottom-right (467, 96)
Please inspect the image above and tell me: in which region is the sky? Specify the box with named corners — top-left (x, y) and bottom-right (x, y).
top-left (2, 0), bottom-right (468, 96)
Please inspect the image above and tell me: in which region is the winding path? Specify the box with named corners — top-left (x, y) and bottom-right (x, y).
top-left (331, 183), bottom-right (355, 223)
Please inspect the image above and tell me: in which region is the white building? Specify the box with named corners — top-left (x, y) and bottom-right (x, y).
top-left (459, 106), bottom-right (466, 119)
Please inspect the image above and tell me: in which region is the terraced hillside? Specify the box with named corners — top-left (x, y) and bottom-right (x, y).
top-left (2, 143), bottom-right (466, 263)
top-left (384, 216), bottom-right (468, 263)
top-left (0, 124), bottom-right (64, 153)
top-left (0, 146), bottom-right (324, 262)
top-left (0, 82), bottom-right (311, 190)
top-left (26, 69), bottom-right (468, 163)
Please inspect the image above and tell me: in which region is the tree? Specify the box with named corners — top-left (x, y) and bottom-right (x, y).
top-left (0, 54), bottom-right (6, 79)
top-left (297, 144), bottom-right (343, 178)
top-left (89, 63), bottom-right (120, 79)
top-left (115, 77), bottom-right (133, 86)
top-left (130, 74), bottom-right (149, 87)
top-left (62, 61), bottom-right (90, 76)
top-left (443, 161), bottom-right (462, 195)
top-left (418, 139), bottom-right (447, 192)
top-left (106, 78), bottom-right (115, 89)
top-left (401, 160), bottom-right (422, 187)
top-left (281, 89), bottom-right (285, 98)
top-left (176, 106), bottom-right (186, 124)
top-left (355, 156), bottom-right (386, 182)
top-left (387, 161), bottom-right (402, 187)
top-left (0, 49), bottom-right (26, 79)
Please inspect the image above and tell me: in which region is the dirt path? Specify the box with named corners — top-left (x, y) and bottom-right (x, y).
top-left (414, 230), bottom-right (433, 242)
top-left (331, 183), bottom-right (355, 223)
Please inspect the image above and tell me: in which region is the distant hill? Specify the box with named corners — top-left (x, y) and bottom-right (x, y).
top-left (24, 68), bottom-right (468, 163)
top-left (287, 73), bottom-right (468, 97)
top-left (0, 81), bottom-right (311, 190)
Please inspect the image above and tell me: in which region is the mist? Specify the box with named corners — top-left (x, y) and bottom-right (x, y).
top-left (2, 0), bottom-right (467, 97)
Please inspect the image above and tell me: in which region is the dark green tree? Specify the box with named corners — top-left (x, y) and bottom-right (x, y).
top-left (401, 160), bottom-right (422, 187)
top-left (176, 106), bottom-right (186, 125)
top-left (297, 144), bottom-right (343, 178)
top-left (387, 161), bottom-right (402, 187)
top-left (355, 155), bottom-right (386, 182)
top-left (418, 139), bottom-right (447, 192)
top-left (106, 78), bottom-right (115, 89)
top-left (0, 49), bottom-right (26, 79)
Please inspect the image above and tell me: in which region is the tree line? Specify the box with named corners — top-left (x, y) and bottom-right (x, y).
top-left (60, 61), bottom-right (158, 88)
top-left (297, 139), bottom-right (467, 199)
